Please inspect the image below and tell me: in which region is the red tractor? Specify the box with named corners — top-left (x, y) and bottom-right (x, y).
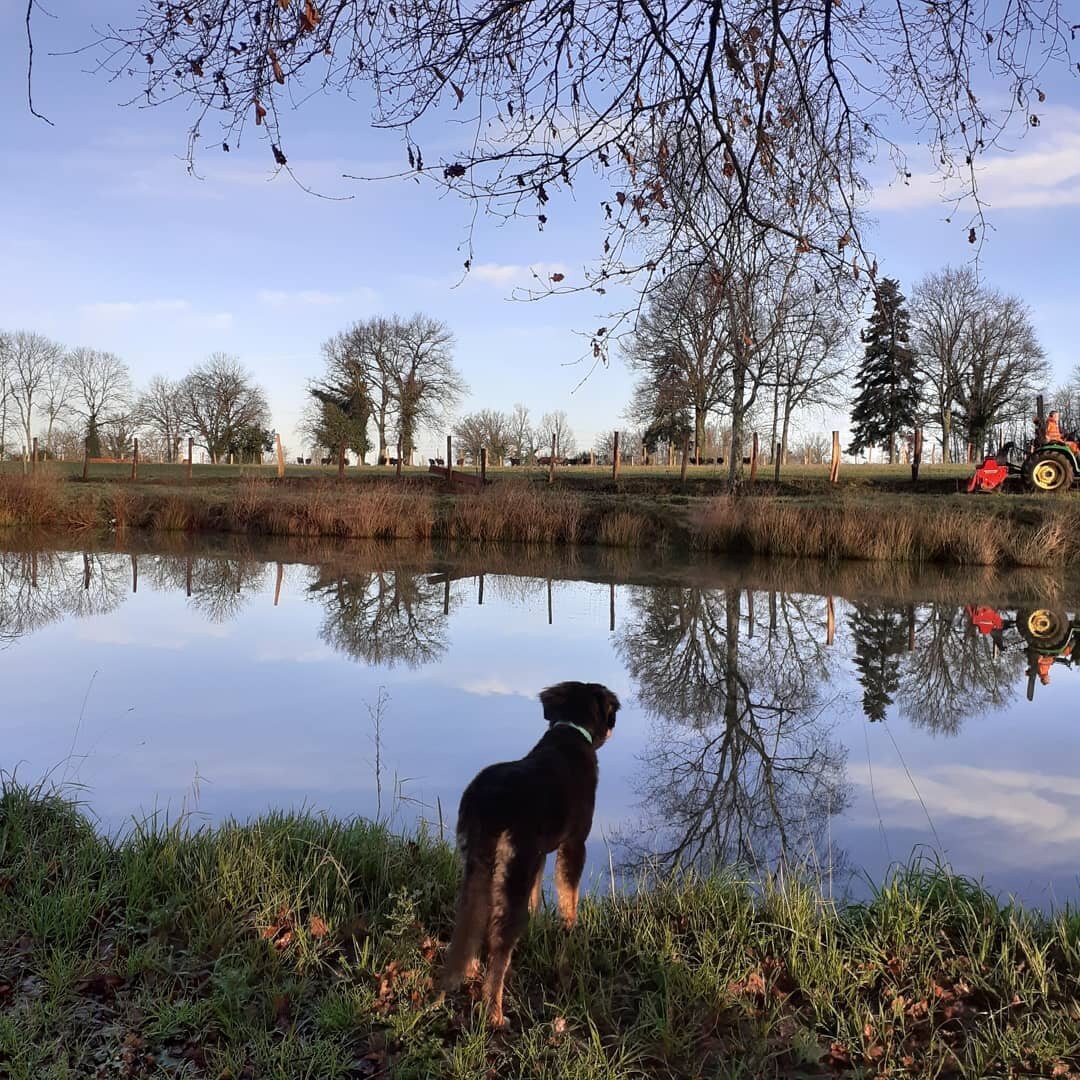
top-left (968, 434), bottom-right (1080, 494)
top-left (965, 604), bottom-right (1077, 700)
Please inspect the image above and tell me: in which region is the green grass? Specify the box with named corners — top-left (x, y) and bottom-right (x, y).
top-left (1, 457), bottom-right (977, 495)
top-left (1, 783), bottom-right (1078, 1078)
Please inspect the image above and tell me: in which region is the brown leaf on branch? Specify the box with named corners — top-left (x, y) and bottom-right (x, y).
top-left (255, 100), bottom-right (267, 125)
top-left (550, 272), bottom-right (565, 282)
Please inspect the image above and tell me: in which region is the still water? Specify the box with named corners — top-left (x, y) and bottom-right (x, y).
top-left (2, 536), bottom-right (1078, 907)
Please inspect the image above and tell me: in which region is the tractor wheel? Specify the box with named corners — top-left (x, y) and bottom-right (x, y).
top-left (1016, 608), bottom-right (1072, 651)
top-left (1022, 451), bottom-right (1075, 493)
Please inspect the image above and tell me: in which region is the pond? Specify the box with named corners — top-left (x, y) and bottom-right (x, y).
top-left (2, 534), bottom-right (1079, 908)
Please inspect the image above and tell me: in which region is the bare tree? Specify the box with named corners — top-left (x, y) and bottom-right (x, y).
top-left (622, 270), bottom-right (730, 457)
top-left (180, 353), bottom-right (271, 463)
top-left (41, 358), bottom-right (75, 457)
top-left (509, 403), bottom-right (534, 464)
top-left (952, 292), bottom-right (1047, 454)
top-left (137, 376), bottom-right (186, 463)
top-left (911, 267), bottom-right (982, 462)
top-left (455, 409), bottom-right (513, 465)
top-left (770, 290), bottom-right (853, 463)
top-left (392, 314), bottom-right (465, 463)
top-left (4, 331), bottom-right (64, 457)
top-left (92, 1), bottom-right (1073, 320)
top-left (69, 348), bottom-right (133, 448)
top-left (0, 332), bottom-right (12, 460)
top-left (539, 410), bottom-right (576, 459)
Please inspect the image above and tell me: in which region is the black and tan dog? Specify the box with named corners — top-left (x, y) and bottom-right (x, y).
top-left (439, 681), bottom-right (620, 1027)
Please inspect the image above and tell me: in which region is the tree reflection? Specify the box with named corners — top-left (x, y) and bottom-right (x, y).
top-left (616, 585), bottom-right (848, 875)
top-left (305, 567), bottom-right (450, 667)
top-left (847, 604), bottom-right (910, 722)
top-left (147, 555), bottom-right (269, 622)
top-left (897, 605), bottom-right (1022, 736)
top-left (0, 550), bottom-right (128, 646)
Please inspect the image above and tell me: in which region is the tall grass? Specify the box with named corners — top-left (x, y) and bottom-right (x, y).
top-left (1, 782), bottom-right (1078, 1078)
top-left (4, 472), bottom-right (1080, 566)
top-left (694, 494), bottom-right (1080, 567)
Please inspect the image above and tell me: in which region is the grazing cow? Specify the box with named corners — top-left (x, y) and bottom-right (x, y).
top-left (296, 457), bottom-right (304, 465)
top-left (304, 458), bottom-right (312, 465)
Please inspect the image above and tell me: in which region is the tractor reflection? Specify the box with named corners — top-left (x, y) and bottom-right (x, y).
top-left (965, 604), bottom-right (1078, 700)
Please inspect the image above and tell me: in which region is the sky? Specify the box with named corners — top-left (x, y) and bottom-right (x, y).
top-left (2, 3), bottom-right (1079, 457)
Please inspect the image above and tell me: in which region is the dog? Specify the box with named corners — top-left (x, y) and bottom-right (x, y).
top-left (439, 681), bottom-right (620, 1027)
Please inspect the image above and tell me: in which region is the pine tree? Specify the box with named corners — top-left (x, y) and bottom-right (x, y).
top-left (848, 278), bottom-right (920, 463)
top-left (84, 415), bottom-right (102, 459)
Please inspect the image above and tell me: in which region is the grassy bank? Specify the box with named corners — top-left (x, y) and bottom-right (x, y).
top-left (2, 470), bottom-right (1080, 567)
top-left (1, 785), bottom-right (1077, 1078)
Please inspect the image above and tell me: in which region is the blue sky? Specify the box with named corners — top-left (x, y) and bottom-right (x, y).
top-left (3, 3), bottom-right (1079, 456)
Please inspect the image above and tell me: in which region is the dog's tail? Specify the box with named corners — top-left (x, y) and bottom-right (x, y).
top-left (441, 827), bottom-right (498, 989)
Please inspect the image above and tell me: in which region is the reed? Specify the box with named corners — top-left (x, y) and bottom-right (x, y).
top-left (3, 473), bottom-right (1080, 567)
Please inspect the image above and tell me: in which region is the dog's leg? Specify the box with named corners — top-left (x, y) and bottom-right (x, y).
top-left (529, 854), bottom-right (546, 914)
top-left (440, 859), bottom-right (491, 992)
top-left (482, 836), bottom-right (541, 1028)
top-left (554, 840), bottom-right (586, 928)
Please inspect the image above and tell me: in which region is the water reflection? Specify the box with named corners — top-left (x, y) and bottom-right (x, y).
top-left (1, 546), bottom-right (1077, 723)
top-left (615, 585), bottom-right (848, 873)
top-left (2, 540), bottom-right (1079, 902)
top-left (306, 566), bottom-right (449, 668)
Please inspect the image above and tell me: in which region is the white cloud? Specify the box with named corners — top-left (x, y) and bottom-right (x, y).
top-left (80, 299), bottom-right (191, 319)
top-left (852, 763), bottom-right (1080, 843)
top-left (256, 287), bottom-right (378, 309)
top-left (874, 113), bottom-right (1080, 212)
top-left (457, 677), bottom-right (535, 698)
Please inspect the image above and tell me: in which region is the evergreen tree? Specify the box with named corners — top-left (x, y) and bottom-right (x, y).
top-left (848, 279), bottom-right (920, 462)
top-left (848, 604), bottom-right (909, 722)
top-left (84, 415), bottom-right (102, 459)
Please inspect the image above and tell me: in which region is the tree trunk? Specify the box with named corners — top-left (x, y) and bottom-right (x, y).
top-left (727, 349), bottom-right (747, 491)
top-left (941, 409), bottom-right (952, 464)
top-left (769, 382), bottom-right (780, 463)
top-left (780, 404), bottom-right (793, 468)
top-left (694, 405), bottom-right (705, 466)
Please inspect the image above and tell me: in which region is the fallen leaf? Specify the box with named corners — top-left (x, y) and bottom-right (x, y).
top-left (308, 915), bottom-right (329, 939)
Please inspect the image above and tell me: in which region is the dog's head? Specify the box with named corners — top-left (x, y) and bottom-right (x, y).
top-left (538, 681), bottom-right (620, 749)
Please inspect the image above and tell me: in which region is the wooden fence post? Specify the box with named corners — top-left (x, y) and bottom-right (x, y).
top-left (396, 437), bottom-right (403, 479)
top-left (829, 431), bottom-right (840, 484)
top-left (31, 437), bottom-right (38, 475)
top-left (274, 562), bottom-right (283, 607)
top-left (480, 446), bottom-right (487, 483)
top-left (1036, 394), bottom-right (1046, 444)
top-left (826, 595), bottom-right (836, 646)
top-left (131, 554), bottom-right (138, 594)
top-left (187, 438), bottom-right (194, 483)
top-left (612, 431), bottom-right (620, 481)
top-left (446, 435), bottom-right (453, 488)
top-left (478, 573), bottom-right (485, 605)
top-left (680, 435), bottom-right (690, 483)
top-left (609, 583), bottom-right (615, 633)
top-left (548, 434), bottom-right (556, 485)
top-left (774, 442), bottom-right (782, 485)
top-left (337, 440), bottom-right (346, 480)
top-left (911, 428), bottom-right (923, 483)
top-left (750, 432), bottom-right (759, 483)
top-left (132, 438), bottom-right (139, 481)
top-left (275, 433), bottom-right (285, 479)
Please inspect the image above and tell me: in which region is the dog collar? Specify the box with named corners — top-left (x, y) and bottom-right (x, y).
top-left (552, 721), bottom-right (593, 745)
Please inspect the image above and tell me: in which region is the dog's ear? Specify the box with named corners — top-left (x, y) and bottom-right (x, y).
top-left (593, 685), bottom-right (620, 730)
top-left (539, 682), bottom-right (575, 724)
